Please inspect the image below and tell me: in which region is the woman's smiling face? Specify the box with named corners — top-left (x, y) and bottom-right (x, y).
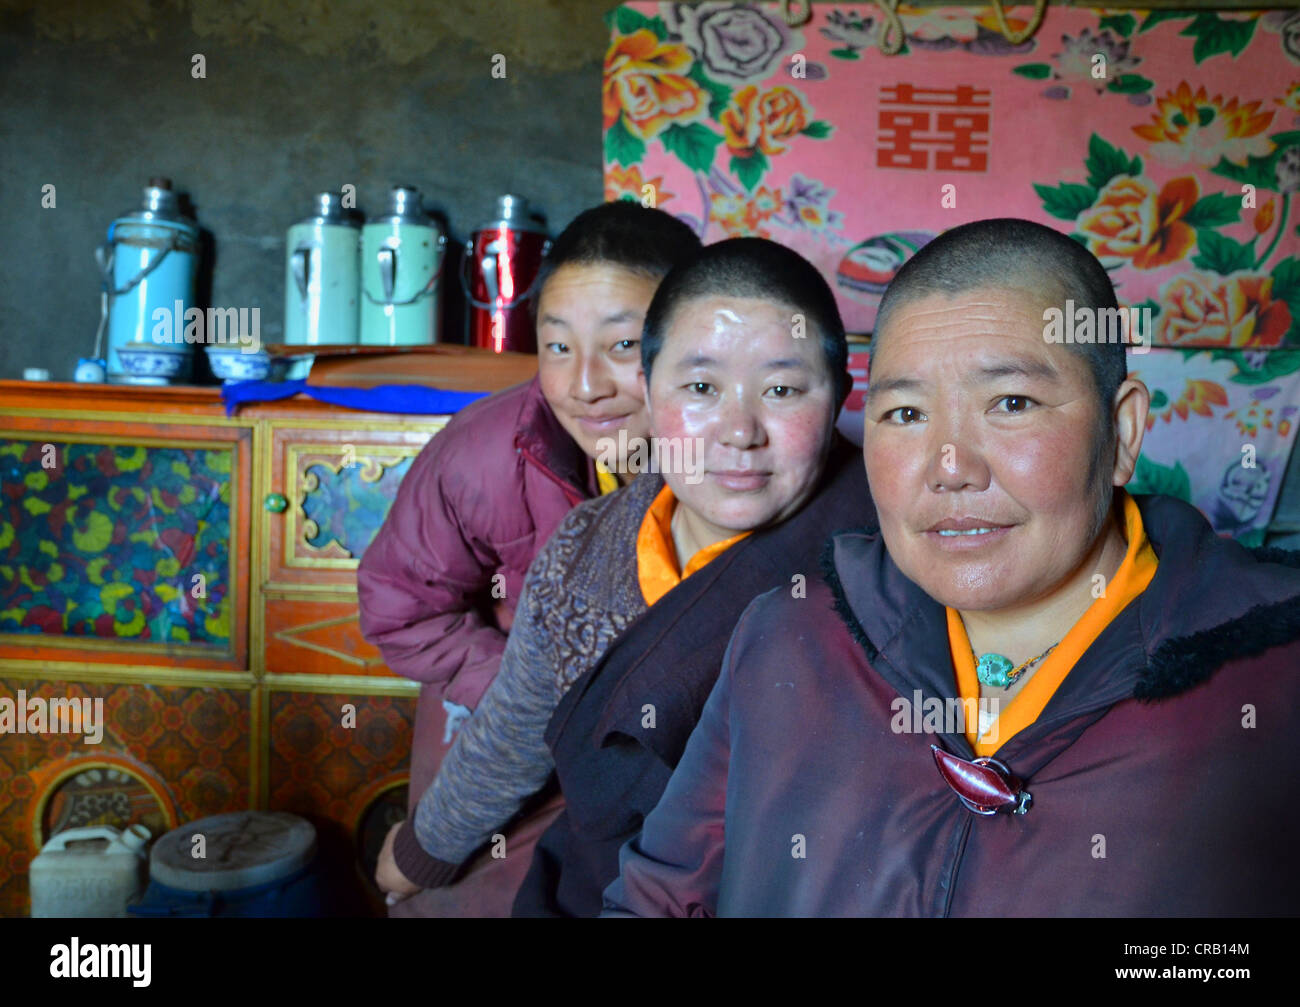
top-left (535, 263), bottom-right (657, 464)
top-left (863, 286), bottom-right (1123, 613)
top-left (647, 294), bottom-right (838, 539)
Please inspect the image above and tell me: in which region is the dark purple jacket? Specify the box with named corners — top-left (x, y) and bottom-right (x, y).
top-left (604, 493), bottom-right (1300, 916)
top-left (515, 436), bottom-right (873, 916)
top-left (358, 376), bottom-right (596, 711)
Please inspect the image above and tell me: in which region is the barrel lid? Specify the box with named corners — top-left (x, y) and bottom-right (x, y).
top-left (149, 812), bottom-right (316, 892)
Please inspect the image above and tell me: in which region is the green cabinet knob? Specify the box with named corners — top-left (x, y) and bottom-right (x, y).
top-left (264, 493), bottom-right (288, 513)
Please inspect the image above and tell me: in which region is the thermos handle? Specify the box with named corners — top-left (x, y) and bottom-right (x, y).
top-left (94, 245), bottom-right (115, 360)
top-left (377, 246), bottom-right (396, 304)
top-left (95, 244), bottom-right (115, 285)
top-left (481, 244), bottom-right (500, 304)
top-left (291, 246), bottom-right (311, 302)
top-left (365, 234), bottom-right (446, 307)
top-left (103, 224), bottom-right (179, 297)
top-left (460, 237), bottom-right (553, 311)
top-left (458, 237), bottom-right (477, 300)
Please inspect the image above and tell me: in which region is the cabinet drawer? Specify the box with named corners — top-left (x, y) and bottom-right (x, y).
top-left (263, 594), bottom-right (392, 677)
top-left (263, 422), bottom-right (445, 590)
top-left (0, 422), bottom-right (252, 671)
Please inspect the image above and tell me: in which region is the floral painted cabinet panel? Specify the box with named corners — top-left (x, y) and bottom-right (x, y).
top-left (0, 382), bottom-right (464, 915)
top-left (260, 421), bottom-right (445, 678)
top-left (0, 420), bottom-right (252, 671)
top-left (263, 422), bottom-right (445, 591)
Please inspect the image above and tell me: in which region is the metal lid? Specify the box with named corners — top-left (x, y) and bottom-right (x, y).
top-left (476, 193), bottom-right (546, 234)
top-left (119, 177), bottom-right (192, 224)
top-left (296, 191), bottom-right (359, 228)
top-left (149, 812), bottom-right (316, 892)
top-left (367, 185), bottom-right (432, 226)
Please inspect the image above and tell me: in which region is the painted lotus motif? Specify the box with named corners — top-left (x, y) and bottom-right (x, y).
top-left (1134, 82), bottom-right (1275, 167)
top-left (1054, 28), bottom-right (1141, 88)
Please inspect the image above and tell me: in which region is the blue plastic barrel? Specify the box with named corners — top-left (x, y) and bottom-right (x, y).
top-left (127, 812), bottom-right (325, 918)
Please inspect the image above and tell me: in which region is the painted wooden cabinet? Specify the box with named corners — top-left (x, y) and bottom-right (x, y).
top-left (0, 380), bottom-right (451, 916)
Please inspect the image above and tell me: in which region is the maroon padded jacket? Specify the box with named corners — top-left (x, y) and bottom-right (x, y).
top-left (604, 493), bottom-right (1300, 917)
top-left (358, 376), bottom-right (596, 710)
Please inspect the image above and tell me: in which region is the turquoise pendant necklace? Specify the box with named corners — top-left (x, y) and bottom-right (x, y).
top-left (975, 643), bottom-right (1059, 690)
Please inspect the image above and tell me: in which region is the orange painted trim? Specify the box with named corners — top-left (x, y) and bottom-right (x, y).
top-left (27, 753), bottom-right (180, 852)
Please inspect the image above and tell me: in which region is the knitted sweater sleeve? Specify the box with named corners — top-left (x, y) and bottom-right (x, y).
top-left (392, 562), bottom-right (562, 885)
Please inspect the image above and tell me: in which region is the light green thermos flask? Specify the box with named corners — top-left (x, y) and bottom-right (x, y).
top-left (360, 185), bottom-right (446, 346)
top-left (284, 191), bottom-right (360, 348)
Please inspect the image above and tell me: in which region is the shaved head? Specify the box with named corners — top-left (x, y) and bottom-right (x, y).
top-left (871, 218), bottom-right (1127, 414)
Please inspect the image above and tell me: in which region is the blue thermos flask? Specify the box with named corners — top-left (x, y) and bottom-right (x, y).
top-left (98, 178), bottom-right (200, 383)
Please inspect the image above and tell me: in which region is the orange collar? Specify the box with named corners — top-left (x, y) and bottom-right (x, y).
top-left (636, 483), bottom-right (751, 606)
top-left (949, 492), bottom-right (1158, 755)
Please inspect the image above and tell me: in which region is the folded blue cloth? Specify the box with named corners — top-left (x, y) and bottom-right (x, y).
top-left (221, 379), bottom-right (489, 417)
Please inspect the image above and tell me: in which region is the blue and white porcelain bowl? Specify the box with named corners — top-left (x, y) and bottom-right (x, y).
top-left (114, 343), bottom-right (190, 385)
top-left (205, 346), bottom-right (290, 384)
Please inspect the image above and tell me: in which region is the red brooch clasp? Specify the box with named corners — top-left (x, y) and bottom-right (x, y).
top-left (931, 745), bottom-right (1032, 816)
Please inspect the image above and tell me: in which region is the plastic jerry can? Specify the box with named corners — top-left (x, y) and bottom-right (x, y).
top-left (29, 823), bottom-right (151, 918)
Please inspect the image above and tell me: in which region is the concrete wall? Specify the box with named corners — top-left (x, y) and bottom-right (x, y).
top-left (0, 0), bottom-right (614, 380)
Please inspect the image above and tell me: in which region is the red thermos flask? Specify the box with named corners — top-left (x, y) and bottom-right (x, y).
top-left (462, 195), bottom-right (551, 353)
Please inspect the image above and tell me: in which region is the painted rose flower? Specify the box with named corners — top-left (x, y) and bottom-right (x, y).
top-left (1078, 176), bottom-right (1198, 270)
top-left (664, 2), bottom-right (799, 83)
top-left (603, 29), bottom-right (708, 141)
top-left (1219, 457), bottom-right (1272, 525)
top-left (604, 165), bottom-right (674, 207)
top-left (1263, 10), bottom-right (1300, 63)
top-left (1158, 272), bottom-right (1293, 348)
top-left (720, 84), bottom-right (810, 158)
top-left (1133, 82), bottom-right (1275, 167)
